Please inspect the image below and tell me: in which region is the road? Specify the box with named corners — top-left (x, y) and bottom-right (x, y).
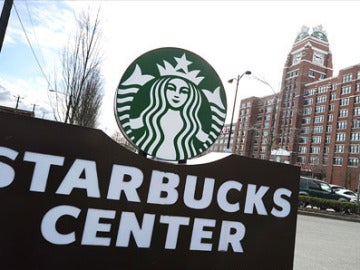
top-left (294, 214), bottom-right (360, 270)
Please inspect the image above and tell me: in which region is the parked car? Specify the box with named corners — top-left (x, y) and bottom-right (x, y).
top-left (329, 184), bottom-right (346, 192)
top-left (335, 189), bottom-right (358, 203)
top-left (299, 177), bottom-right (350, 202)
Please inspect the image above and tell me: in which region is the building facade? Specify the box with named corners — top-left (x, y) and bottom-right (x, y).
top-left (209, 123), bottom-right (233, 153)
top-left (234, 25), bottom-right (360, 190)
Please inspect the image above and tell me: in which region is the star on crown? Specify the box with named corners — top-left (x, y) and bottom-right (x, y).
top-left (157, 53), bottom-right (204, 85)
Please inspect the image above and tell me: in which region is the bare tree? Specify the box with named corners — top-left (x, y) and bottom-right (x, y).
top-left (111, 131), bottom-right (136, 152)
top-left (51, 8), bottom-right (103, 128)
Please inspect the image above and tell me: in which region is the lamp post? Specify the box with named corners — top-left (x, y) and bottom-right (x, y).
top-left (226, 70), bottom-right (251, 152)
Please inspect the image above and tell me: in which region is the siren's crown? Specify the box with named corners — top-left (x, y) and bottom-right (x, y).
top-left (157, 53), bottom-right (204, 85)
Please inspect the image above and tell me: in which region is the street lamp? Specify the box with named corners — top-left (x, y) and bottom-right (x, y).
top-left (226, 70), bottom-right (251, 152)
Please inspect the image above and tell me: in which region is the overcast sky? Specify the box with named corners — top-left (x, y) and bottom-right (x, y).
top-left (1, 0), bottom-right (360, 136)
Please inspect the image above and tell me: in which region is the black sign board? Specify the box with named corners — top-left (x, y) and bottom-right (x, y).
top-left (0, 112), bottom-right (300, 269)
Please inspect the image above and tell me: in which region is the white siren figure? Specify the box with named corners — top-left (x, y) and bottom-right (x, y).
top-left (117, 53), bottom-right (226, 161)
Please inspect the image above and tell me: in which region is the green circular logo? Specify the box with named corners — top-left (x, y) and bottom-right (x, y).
top-left (115, 47), bottom-right (227, 161)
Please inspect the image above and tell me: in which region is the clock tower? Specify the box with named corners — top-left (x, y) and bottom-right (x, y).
top-left (273, 25), bottom-right (333, 163)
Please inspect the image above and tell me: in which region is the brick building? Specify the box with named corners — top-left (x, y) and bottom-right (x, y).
top-left (234, 25), bottom-right (360, 190)
top-left (209, 123), bottom-right (233, 153)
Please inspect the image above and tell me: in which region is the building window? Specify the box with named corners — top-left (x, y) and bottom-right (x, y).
top-left (325, 136), bottom-right (331, 144)
top-left (305, 88), bottom-right (316, 96)
top-left (319, 73), bottom-right (326, 80)
top-left (310, 157), bottom-right (319, 164)
top-left (354, 107), bottom-right (360, 116)
top-left (314, 115), bottom-right (324, 123)
top-left (341, 85), bottom-right (352, 95)
top-left (312, 136), bottom-right (321, 144)
top-left (353, 119), bottom-right (360, 128)
top-left (302, 117), bottom-right (311, 124)
top-left (303, 107), bottom-right (312, 115)
top-left (328, 114), bottom-right (333, 122)
top-left (318, 86), bottom-right (328, 93)
top-left (316, 95), bottom-right (327, 103)
top-left (311, 147), bottom-right (320, 154)
top-left (304, 98), bottom-right (313, 105)
top-left (299, 146), bottom-right (307, 153)
top-left (286, 70), bottom-right (299, 79)
top-left (309, 70), bottom-right (315, 77)
top-left (301, 127), bottom-right (310, 134)
top-left (340, 98), bottom-right (350, 106)
top-left (332, 83), bottom-right (337, 90)
top-left (334, 144), bottom-right (345, 153)
top-left (337, 121), bottom-right (347, 129)
top-left (330, 93), bottom-right (337, 100)
top-left (323, 157), bottom-right (328, 165)
top-left (315, 105), bottom-right (325, 113)
top-left (348, 157), bottom-right (359, 166)
top-left (356, 83), bottom-right (360, 92)
top-left (350, 144), bottom-right (360, 153)
top-left (297, 156), bottom-right (306, 163)
top-left (266, 107), bottom-right (273, 113)
top-left (299, 137), bottom-right (308, 144)
top-left (339, 109), bottom-right (348, 118)
top-left (313, 126), bottom-right (323, 133)
top-left (355, 96), bottom-right (360, 104)
top-left (329, 104), bottom-right (334, 112)
top-left (336, 133), bottom-right (346, 141)
top-left (342, 73), bottom-right (353, 83)
top-left (333, 157), bottom-right (343, 165)
top-left (326, 125), bottom-right (332, 133)
top-left (324, 146), bottom-right (329, 153)
top-left (351, 132), bottom-right (360, 141)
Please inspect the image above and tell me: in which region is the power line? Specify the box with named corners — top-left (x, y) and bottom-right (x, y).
top-left (13, 2), bottom-right (53, 89)
top-left (24, 0), bottom-right (45, 65)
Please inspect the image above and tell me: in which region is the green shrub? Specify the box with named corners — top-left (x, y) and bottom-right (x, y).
top-left (298, 195), bottom-right (360, 214)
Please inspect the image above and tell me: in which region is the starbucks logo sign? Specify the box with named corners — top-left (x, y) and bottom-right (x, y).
top-left (115, 47), bottom-right (226, 161)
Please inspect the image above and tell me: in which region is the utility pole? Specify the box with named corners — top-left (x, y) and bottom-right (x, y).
top-left (14, 95), bottom-right (22, 110)
top-left (0, 0), bottom-right (14, 53)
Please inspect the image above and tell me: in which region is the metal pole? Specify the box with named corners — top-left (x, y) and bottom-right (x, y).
top-left (226, 71), bottom-right (251, 152)
top-left (0, 0), bottom-right (13, 53)
top-left (15, 95), bottom-right (20, 109)
top-left (226, 75), bottom-right (240, 150)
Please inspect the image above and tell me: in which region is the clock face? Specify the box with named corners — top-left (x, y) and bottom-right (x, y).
top-left (313, 52), bottom-right (324, 64)
top-left (293, 52), bottom-right (302, 65)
